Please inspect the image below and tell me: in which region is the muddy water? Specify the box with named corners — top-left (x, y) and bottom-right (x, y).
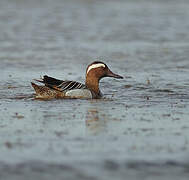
top-left (1, 0), bottom-right (189, 179)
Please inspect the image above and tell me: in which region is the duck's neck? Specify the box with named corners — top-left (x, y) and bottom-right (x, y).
top-left (85, 75), bottom-right (100, 95)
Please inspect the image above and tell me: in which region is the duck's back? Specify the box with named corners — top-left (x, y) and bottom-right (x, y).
top-left (32, 75), bottom-right (94, 99)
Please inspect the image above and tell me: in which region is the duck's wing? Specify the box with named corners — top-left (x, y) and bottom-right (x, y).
top-left (34, 75), bottom-right (63, 86)
top-left (34, 75), bottom-right (86, 92)
top-left (56, 80), bottom-right (86, 91)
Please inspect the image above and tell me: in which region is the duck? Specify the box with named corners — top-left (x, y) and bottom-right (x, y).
top-left (31, 61), bottom-right (123, 99)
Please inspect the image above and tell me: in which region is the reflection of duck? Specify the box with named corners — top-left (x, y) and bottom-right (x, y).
top-left (31, 61), bottom-right (123, 99)
top-left (85, 109), bottom-right (107, 135)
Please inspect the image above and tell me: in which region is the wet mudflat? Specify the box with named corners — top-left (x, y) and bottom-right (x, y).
top-left (1, 0), bottom-right (189, 179)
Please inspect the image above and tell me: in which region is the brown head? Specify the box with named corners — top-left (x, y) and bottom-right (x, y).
top-left (85, 61), bottom-right (123, 97)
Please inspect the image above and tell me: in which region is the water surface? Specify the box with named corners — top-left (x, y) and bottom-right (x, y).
top-left (1, 0), bottom-right (189, 179)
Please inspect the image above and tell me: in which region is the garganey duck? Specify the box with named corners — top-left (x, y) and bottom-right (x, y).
top-left (31, 61), bottom-right (123, 99)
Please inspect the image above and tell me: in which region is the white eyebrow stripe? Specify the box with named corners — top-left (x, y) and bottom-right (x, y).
top-left (87, 63), bottom-right (105, 74)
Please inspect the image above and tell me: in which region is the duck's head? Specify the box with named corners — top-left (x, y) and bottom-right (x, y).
top-left (86, 61), bottom-right (123, 81)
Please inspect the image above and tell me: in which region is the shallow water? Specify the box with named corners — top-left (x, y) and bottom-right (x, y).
top-left (1, 0), bottom-right (189, 179)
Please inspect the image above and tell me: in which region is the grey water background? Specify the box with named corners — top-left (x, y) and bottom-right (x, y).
top-left (1, 0), bottom-right (189, 179)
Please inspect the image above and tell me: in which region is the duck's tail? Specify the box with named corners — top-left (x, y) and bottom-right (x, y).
top-left (31, 82), bottom-right (41, 94)
top-left (31, 82), bottom-right (65, 99)
top-left (31, 82), bottom-right (51, 99)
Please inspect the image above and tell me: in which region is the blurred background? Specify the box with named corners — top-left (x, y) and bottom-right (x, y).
top-left (1, 0), bottom-right (189, 179)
